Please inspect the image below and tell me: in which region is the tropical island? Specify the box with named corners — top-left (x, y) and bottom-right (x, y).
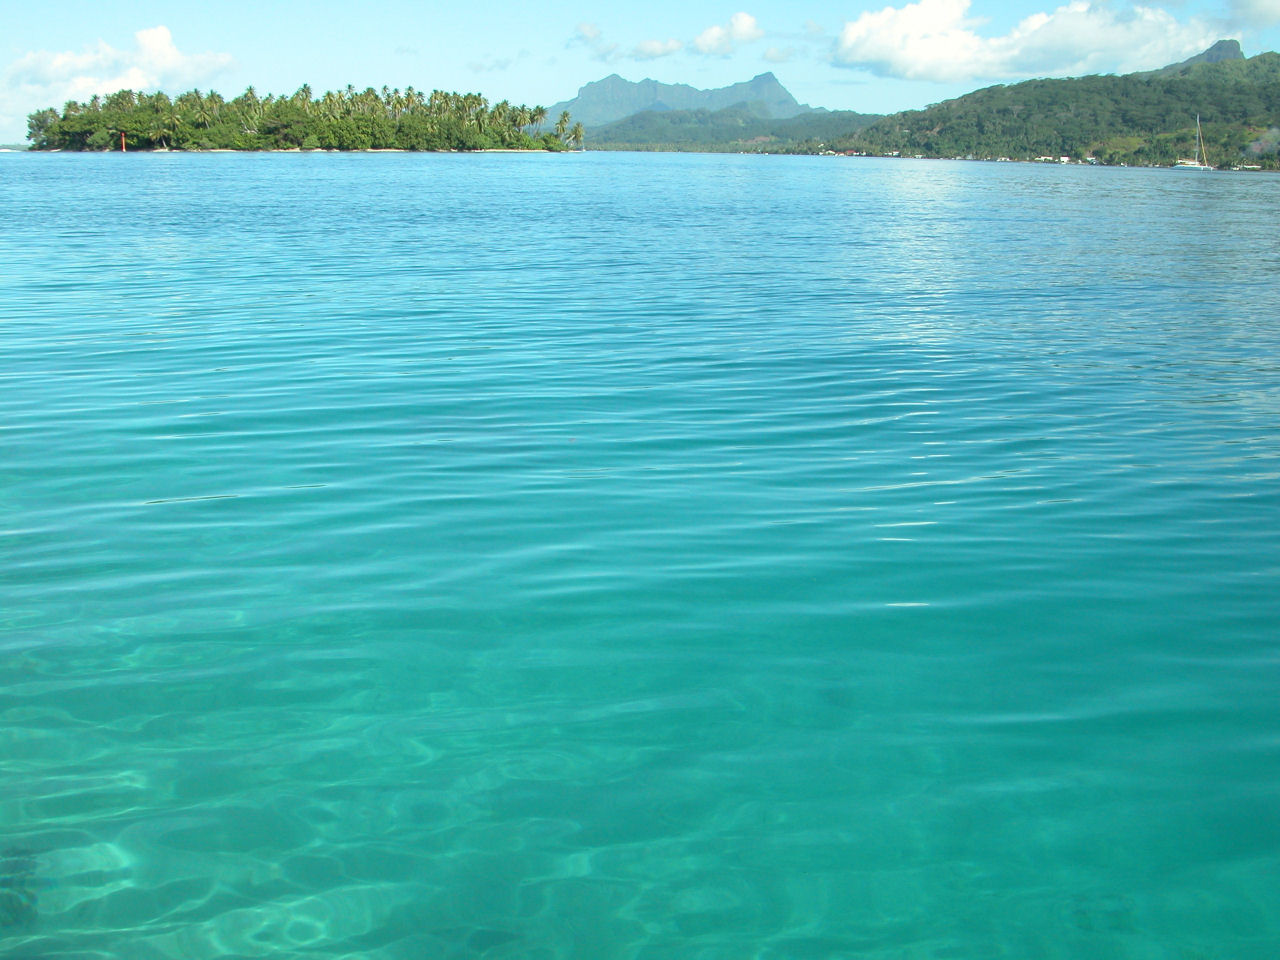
top-left (26, 86), bottom-right (583, 152)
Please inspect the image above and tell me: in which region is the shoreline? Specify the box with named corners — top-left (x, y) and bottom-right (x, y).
top-left (21, 146), bottom-right (570, 155)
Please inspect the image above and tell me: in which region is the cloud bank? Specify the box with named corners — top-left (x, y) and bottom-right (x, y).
top-left (1, 26), bottom-right (233, 140)
top-left (833, 0), bottom-right (1224, 83)
top-left (573, 15), bottom-right (767, 63)
top-left (572, 23), bottom-right (683, 62)
top-left (6, 26), bottom-right (232, 102)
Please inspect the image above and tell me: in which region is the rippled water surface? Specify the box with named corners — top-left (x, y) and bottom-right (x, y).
top-left (2, 152), bottom-right (1279, 958)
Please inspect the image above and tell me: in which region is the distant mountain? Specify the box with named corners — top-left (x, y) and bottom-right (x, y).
top-left (1150, 38), bottom-right (1245, 76)
top-left (588, 103), bottom-right (880, 152)
top-left (549, 72), bottom-right (810, 127)
top-left (834, 42), bottom-right (1280, 168)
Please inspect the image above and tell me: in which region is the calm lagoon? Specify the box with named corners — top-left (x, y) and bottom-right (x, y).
top-left (2, 151), bottom-right (1279, 958)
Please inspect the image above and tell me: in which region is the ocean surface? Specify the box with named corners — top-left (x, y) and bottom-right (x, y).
top-left (1, 151), bottom-right (1278, 959)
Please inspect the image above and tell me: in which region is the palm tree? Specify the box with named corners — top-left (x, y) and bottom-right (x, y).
top-left (357, 88), bottom-right (380, 115)
top-left (569, 122), bottom-right (584, 149)
top-left (491, 100), bottom-right (510, 133)
top-left (158, 107), bottom-right (182, 148)
top-left (461, 93), bottom-right (486, 130)
top-left (176, 90), bottom-right (209, 128)
top-left (193, 98), bottom-right (215, 129)
top-left (532, 105), bottom-right (547, 133)
top-left (320, 91), bottom-right (342, 121)
top-left (204, 91), bottom-right (225, 127)
top-left (105, 90), bottom-right (137, 111)
top-left (236, 88), bottom-right (264, 134)
top-left (555, 110), bottom-right (570, 140)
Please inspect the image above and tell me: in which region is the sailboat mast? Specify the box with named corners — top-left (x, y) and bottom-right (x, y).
top-left (1173, 114), bottom-right (1213, 169)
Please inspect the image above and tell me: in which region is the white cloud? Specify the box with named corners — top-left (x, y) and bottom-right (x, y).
top-left (571, 24), bottom-right (684, 62)
top-left (729, 12), bottom-right (766, 42)
top-left (833, 0), bottom-right (1224, 83)
top-left (1230, 0), bottom-right (1280, 26)
top-left (633, 38), bottom-right (684, 60)
top-left (764, 46), bottom-right (796, 63)
top-left (570, 22), bottom-right (620, 61)
top-left (695, 12), bottom-right (766, 55)
top-left (695, 25), bottom-right (731, 54)
top-left (1, 25), bottom-right (232, 141)
top-left (6, 26), bottom-right (231, 99)
top-left (469, 50), bottom-right (531, 73)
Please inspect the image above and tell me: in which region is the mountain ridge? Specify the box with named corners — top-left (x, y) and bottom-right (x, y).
top-left (548, 72), bottom-right (810, 127)
top-left (1149, 38), bottom-right (1245, 76)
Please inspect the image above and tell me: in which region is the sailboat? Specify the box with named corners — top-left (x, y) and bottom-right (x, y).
top-left (1173, 116), bottom-right (1214, 170)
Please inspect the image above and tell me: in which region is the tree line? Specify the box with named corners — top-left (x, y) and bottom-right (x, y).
top-left (28, 85), bottom-right (585, 152)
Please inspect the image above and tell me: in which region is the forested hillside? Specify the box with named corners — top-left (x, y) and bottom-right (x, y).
top-left (588, 104), bottom-right (880, 152)
top-left (834, 49), bottom-right (1280, 168)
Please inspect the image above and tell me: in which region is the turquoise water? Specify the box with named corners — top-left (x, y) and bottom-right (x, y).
top-left (2, 151), bottom-right (1278, 958)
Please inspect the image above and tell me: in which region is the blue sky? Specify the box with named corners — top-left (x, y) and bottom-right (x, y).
top-left (3, 0), bottom-right (1279, 141)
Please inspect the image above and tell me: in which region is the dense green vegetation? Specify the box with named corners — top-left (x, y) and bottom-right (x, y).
top-left (832, 52), bottom-right (1280, 168)
top-left (27, 86), bottom-right (584, 152)
top-left (587, 103), bottom-right (881, 153)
